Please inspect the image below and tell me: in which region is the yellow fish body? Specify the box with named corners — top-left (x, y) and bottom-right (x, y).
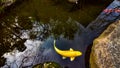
top-left (54, 40), bottom-right (82, 61)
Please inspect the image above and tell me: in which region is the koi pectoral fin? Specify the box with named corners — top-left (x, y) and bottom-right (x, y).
top-left (62, 56), bottom-right (67, 59)
top-left (70, 57), bottom-right (75, 61)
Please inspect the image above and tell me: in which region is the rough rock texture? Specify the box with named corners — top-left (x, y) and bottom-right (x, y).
top-left (90, 20), bottom-right (120, 68)
top-left (85, 1), bottom-right (120, 67)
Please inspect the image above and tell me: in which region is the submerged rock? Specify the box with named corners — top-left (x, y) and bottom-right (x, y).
top-left (90, 20), bottom-right (120, 68)
top-left (33, 62), bottom-right (62, 68)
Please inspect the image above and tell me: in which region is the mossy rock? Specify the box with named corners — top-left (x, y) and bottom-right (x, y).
top-left (33, 62), bottom-right (62, 68)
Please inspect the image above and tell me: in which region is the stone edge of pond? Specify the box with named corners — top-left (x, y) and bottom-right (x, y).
top-left (90, 20), bottom-right (120, 68)
top-left (85, 0), bottom-right (120, 68)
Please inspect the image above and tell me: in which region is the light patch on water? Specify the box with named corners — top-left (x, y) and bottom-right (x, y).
top-left (20, 30), bottom-right (30, 39)
top-left (19, 21), bottom-right (48, 39)
top-left (2, 21), bottom-right (51, 68)
top-left (2, 39), bottom-right (43, 68)
top-left (42, 48), bottom-right (52, 56)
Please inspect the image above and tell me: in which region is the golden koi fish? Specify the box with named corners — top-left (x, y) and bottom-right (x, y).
top-left (54, 40), bottom-right (82, 61)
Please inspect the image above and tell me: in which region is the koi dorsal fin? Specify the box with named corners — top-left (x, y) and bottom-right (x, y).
top-left (70, 48), bottom-right (73, 51)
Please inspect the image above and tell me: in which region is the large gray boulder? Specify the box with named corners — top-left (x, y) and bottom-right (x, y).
top-left (90, 20), bottom-right (120, 68)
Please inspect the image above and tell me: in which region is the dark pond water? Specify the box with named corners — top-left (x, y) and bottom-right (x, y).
top-left (0, 0), bottom-right (112, 67)
top-left (0, 0), bottom-right (111, 26)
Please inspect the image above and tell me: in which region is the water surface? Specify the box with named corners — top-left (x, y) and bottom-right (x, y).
top-left (0, 0), bottom-right (112, 67)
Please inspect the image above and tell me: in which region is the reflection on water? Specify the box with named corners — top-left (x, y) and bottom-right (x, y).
top-left (0, 16), bottom-right (80, 67)
top-left (0, 0), bottom-right (111, 26)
